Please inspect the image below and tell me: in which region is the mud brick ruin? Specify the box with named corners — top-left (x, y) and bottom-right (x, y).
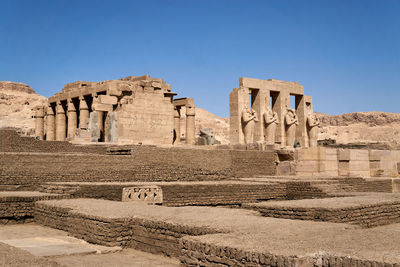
top-left (2, 75), bottom-right (400, 266)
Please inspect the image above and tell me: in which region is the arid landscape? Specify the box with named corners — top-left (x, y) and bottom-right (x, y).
top-left (2, 81), bottom-right (399, 147)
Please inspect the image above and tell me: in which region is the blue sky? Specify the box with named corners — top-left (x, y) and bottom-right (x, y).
top-left (0, 0), bottom-right (399, 117)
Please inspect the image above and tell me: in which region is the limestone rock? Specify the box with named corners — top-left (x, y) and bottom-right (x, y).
top-left (0, 81), bottom-right (35, 94)
top-left (0, 81), bottom-right (46, 136)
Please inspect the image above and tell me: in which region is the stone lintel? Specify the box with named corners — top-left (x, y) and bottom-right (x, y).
top-left (173, 97), bottom-right (194, 107)
top-left (239, 77), bottom-right (304, 95)
top-left (98, 95), bottom-right (118, 105)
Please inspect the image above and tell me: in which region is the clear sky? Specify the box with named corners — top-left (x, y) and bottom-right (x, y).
top-left (0, 0), bottom-right (399, 117)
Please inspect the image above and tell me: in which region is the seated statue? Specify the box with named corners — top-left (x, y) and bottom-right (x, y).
top-left (263, 107), bottom-right (279, 144)
top-left (285, 109), bottom-right (299, 147)
top-left (307, 113), bottom-right (320, 147)
top-left (241, 106), bottom-right (258, 144)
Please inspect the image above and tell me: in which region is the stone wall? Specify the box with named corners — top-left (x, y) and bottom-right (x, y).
top-left (294, 147), bottom-right (400, 178)
top-left (40, 181), bottom-right (288, 205)
top-left (34, 202), bottom-right (220, 257)
top-left (117, 90), bottom-right (174, 145)
top-left (0, 141), bottom-right (276, 186)
top-left (0, 129), bottom-right (107, 154)
top-left (246, 201), bottom-right (400, 228)
top-left (0, 193), bottom-right (67, 224)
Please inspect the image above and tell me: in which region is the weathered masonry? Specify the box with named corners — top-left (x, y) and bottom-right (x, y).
top-left (230, 77), bottom-right (317, 148)
top-left (34, 75), bottom-right (196, 145)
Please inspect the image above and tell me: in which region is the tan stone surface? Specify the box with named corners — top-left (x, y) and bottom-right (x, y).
top-left (0, 82), bottom-right (46, 136)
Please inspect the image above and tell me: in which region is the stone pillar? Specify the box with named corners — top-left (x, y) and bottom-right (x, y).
top-left (46, 104), bottom-right (55, 141)
top-left (277, 90), bottom-right (290, 147)
top-left (251, 89), bottom-right (268, 142)
top-left (34, 106), bottom-right (45, 140)
top-left (174, 107), bottom-right (181, 144)
top-left (97, 111), bottom-right (104, 141)
top-left (79, 97), bottom-right (90, 130)
top-left (229, 86), bottom-right (250, 145)
top-left (67, 99), bottom-right (77, 138)
top-left (295, 95), bottom-right (307, 147)
top-left (185, 102), bottom-right (196, 145)
top-left (55, 101), bottom-right (66, 141)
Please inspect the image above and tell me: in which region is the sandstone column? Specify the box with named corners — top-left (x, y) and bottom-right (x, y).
top-left (34, 106), bottom-right (45, 140)
top-left (173, 107), bottom-right (181, 144)
top-left (46, 104), bottom-right (55, 141)
top-left (97, 111), bottom-right (104, 141)
top-left (67, 99), bottom-right (77, 138)
top-left (79, 97), bottom-right (89, 129)
top-left (56, 101), bottom-right (66, 141)
top-left (185, 102), bottom-right (196, 145)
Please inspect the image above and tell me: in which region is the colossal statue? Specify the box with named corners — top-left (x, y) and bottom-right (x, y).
top-left (285, 109), bottom-right (299, 147)
top-left (307, 112), bottom-right (320, 147)
top-left (199, 128), bottom-right (216, 145)
top-left (263, 107), bottom-right (279, 144)
top-left (241, 107), bottom-right (258, 144)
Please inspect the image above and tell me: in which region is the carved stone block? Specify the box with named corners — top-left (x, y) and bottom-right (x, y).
top-left (122, 186), bottom-right (163, 204)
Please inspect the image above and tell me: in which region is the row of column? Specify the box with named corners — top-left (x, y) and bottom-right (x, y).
top-left (173, 103), bottom-right (196, 145)
top-left (35, 97), bottom-right (90, 141)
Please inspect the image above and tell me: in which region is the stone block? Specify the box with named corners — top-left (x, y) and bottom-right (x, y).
top-left (108, 89), bottom-right (122, 97)
top-left (369, 150), bottom-right (389, 161)
top-left (349, 161), bottom-right (370, 172)
top-left (338, 149), bottom-right (350, 161)
top-left (98, 95), bottom-right (118, 105)
top-left (92, 103), bottom-right (113, 112)
top-left (325, 149), bottom-right (338, 161)
top-left (296, 161), bottom-right (319, 173)
top-left (324, 160), bottom-right (339, 172)
top-left (349, 170), bottom-right (370, 178)
top-left (338, 161), bottom-right (349, 176)
top-left (392, 179), bottom-right (400, 193)
top-left (349, 149), bottom-right (369, 161)
top-left (122, 186), bottom-right (163, 204)
top-left (297, 147), bottom-right (322, 161)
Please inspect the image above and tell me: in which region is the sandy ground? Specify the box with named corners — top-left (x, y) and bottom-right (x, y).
top-left (39, 198), bottom-right (400, 263)
top-left (0, 224), bottom-right (179, 267)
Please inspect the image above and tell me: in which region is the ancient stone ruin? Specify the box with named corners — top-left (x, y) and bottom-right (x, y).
top-left (1, 75), bottom-right (400, 266)
top-left (34, 75), bottom-right (196, 145)
top-left (230, 77), bottom-right (318, 148)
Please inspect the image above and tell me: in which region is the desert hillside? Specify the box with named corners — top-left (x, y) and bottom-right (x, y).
top-left (1, 81), bottom-right (399, 147)
top-left (0, 82), bottom-right (46, 136)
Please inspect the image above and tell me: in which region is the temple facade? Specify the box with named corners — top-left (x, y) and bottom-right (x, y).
top-left (230, 77), bottom-right (319, 148)
top-left (34, 75), bottom-right (196, 145)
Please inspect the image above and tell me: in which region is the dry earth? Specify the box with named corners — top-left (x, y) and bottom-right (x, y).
top-left (1, 81), bottom-right (399, 146)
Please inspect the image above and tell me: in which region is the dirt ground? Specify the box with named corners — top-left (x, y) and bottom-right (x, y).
top-left (0, 224), bottom-right (179, 267)
top-left (0, 243), bottom-right (61, 267)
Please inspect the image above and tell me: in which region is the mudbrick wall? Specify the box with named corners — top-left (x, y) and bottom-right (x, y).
top-left (246, 202), bottom-right (400, 228)
top-left (0, 149), bottom-right (275, 186)
top-left (34, 202), bottom-right (221, 257)
top-left (40, 182), bottom-right (288, 205)
top-left (0, 129), bottom-right (108, 154)
top-left (0, 194), bottom-right (67, 223)
top-left (34, 201), bottom-right (397, 267)
top-left (39, 177), bottom-right (393, 206)
top-left (180, 237), bottom-right (396, 267)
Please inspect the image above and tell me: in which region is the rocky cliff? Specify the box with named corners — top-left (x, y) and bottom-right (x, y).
top-left (0, 82), bottom-right (46, 136)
